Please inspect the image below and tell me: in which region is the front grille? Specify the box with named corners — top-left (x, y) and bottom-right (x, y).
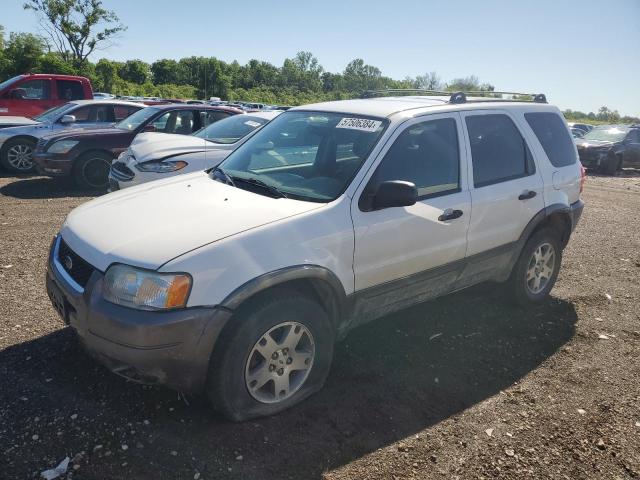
top-left (57, 239), bottom-right (95, 288)
top-left (110, 161), bottom-right (135, 181)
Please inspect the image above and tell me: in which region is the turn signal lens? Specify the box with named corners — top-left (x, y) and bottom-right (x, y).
top-left (579, 164), bottom-right (586, 194)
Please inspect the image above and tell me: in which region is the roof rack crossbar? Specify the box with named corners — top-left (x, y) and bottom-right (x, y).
top-left (360, 89), bottom-right (547, 104)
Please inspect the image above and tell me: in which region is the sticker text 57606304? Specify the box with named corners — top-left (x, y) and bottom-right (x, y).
top-left (336, 117), bottom-right (382, 132)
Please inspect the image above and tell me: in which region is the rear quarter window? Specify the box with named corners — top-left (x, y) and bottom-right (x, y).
top-left (525, 112), bottom-right (577, 168)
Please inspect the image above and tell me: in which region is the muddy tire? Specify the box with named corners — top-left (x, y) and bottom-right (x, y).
top-left (206, 290), bottom-right (334, 421)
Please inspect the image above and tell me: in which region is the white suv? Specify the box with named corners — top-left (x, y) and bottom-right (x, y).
top-left (46, 92), bottom-right (584, 421)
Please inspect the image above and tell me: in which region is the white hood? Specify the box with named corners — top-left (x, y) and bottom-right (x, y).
top-left (129, 132), bottom-right (209, 162)
top-left (60, 172), bottom-right (321, 272)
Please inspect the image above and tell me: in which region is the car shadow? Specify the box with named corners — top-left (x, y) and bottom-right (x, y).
top-left (0, 174), bottom-right (103, 199)
top-left (0, 284), bottom-right (577, 479)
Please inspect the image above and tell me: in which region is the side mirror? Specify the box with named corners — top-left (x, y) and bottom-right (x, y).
top-left (362, 180), bottom-right (418, 211)
top-left (143, 124), bottom-right (156, 132)
top-left (60, 114), bottom-right (76, 124)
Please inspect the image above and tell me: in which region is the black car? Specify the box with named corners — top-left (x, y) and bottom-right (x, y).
top-left (576, 124), bottom-right (640, 174)
top-left (33, 104), bottom-right (242, 189)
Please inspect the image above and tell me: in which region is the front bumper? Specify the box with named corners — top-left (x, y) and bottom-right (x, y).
top-left (578, 150), bottom-right (608, 169)
top-left (33, 152), bottom-right (73, 176)
top-left (46, 236), bottom-right (232, 393)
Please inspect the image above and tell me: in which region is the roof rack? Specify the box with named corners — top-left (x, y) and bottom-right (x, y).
top-left (360, 89), bottom-right (547, 104)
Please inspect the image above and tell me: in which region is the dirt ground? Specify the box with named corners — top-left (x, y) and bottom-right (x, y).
top-left (0, 171), bottom-right (639, 480)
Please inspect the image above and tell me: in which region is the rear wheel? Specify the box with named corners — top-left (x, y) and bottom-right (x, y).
top-left (508, 227), bottom-right (562, 306)
top-left (206, 290), bottom-right (334, 421)
top-left (1, 138), bottom-right (36, 173)
top-left (73, 151), bottom-right (112, 189)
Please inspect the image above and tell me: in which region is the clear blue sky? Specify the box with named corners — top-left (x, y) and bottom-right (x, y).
top-left (4, 0), bottom-right (639, 116)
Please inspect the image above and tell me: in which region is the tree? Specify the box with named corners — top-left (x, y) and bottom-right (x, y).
top-left (3, 31), bottom-right (46, 76)
top-left (446, 75), bottom-right (494, 92)
top-left (94, 57), bottom-right (119, 91)
top-left (414, 71), bottom-right (443, 90)
top-left (151, 59), bottom-right (182, 85)
top-left (24, 0), bottom-right (125, 67)
top-left (343, 58), bottom-right (383, 92)
top-left (119, 59), bottom-right (150, 84)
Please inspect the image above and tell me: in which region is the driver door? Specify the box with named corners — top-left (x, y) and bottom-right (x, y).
top-left (350, 113), bottom-right (471, 319)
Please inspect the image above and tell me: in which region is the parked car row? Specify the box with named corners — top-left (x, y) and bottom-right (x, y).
top-left (0, 100), bottom-right (144, 172)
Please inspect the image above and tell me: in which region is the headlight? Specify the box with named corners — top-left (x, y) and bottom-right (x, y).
top-left (135, 160), bottom-right (188, 173)
top-left (103, 264), bottom-right (192, 310)
top-left (47, 140), bottom-right (79, 154)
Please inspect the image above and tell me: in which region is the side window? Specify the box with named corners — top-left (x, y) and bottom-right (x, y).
top-left (466, 114), bottom-right (534, 188)
top-left (525, 112), bottom-right (577, 167)
top-left (202, 110), bottom-right (230, 127)
top-left (56, 80), bottom-right (84, 100)
top-left (69, 106), bottom-right (91, 122)
top-left (13, 79), bottom-right (51, 99)
top-left (369, 117), bottom-right (460, 198)
top-left (91, 105), bottom-right (115, 123)
top-left (114, 106), bottom-right (139, 121)
top-left (153, 110), bottom-right (195, 134)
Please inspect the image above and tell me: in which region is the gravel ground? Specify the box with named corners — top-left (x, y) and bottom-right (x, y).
top-left (0, 171), bottom-right (639, 480)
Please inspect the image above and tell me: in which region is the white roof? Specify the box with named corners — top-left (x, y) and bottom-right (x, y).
top-left (70, 99), bottom-right (146, 107)
top-left (243, 110), bottom-right (282, 120)
top-left (292, 96), bottom-right (554, 118)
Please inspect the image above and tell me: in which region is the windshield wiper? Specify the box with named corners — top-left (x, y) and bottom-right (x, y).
top-left (212, 166), bottom-right (236, 187)
top-left (234, 176), bottom-right (288, 198)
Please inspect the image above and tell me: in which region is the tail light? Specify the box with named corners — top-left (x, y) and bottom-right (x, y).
top-left (579, 164), bottom-right (586, 194)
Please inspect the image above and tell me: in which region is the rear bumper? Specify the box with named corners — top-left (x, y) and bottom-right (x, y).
top-left (569, 199), bottom-right (584, 232)
top-left (46, 236), bottom-right (232, 392)
top-left (33, 152), bottom-right (73, 176)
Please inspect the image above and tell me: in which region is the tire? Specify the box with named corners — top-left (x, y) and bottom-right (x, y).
top-left (600, 153), bottom-right (620, 176)
top-left (206, 290), bottom-right (335, 421)
top-left (73, 151), bottom-right (112, 189)
top-left (0, 137), bottom-right (36, 173)
top-left (508, 227), bottom-right (563, 306)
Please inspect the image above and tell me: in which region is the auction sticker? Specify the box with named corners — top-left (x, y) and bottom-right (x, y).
top-left (0, 108), bottom-right (7, 113)
top-left (244, 120), bottom-right (261, 128)
top-left (336, 117), bottom-right (382, 132)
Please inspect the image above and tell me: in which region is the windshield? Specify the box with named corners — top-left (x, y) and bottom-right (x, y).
top-left (583, 126), bottom-right (628, 143)
top-left (194, 114), bottom-right (269, 144)
top-left (116, 107), bottom-right (159, 131)
top-left (214, 111), bottom-right (387, 202)
top-left (0, 75), bottom-right (22, 92)
top-left (34, 103), bottom-right (76, 123)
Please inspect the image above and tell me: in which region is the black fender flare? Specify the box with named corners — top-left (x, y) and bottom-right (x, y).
top-left (219, 264), bottom-right (349, 321)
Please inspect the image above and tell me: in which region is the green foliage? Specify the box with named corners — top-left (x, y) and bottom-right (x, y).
top-left (23, 0), bottom-right (126, 68)
top-left (119, 59), bottom-right (150, 84)
top-left (563, 108), bottom-right (639, 125)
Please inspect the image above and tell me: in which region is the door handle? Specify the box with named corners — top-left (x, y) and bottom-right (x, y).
top-left (518, 190), bottom-right (537, 200)
top-left (438, 208), bottom-right (463, 221)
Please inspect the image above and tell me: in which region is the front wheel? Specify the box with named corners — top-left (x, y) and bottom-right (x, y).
top-left (1, 138), bottom-right (36, 173)
top-left (73, 151), bottom-right (112, 189)
top-left (206, 291), bottom-right (334, 421)
top-left (508, 228), bottom-right (563, 306)
top-left (600, 153), bottom-right (621, 176)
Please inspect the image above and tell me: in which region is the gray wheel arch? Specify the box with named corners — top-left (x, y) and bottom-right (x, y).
top-left (219, 265), bottom-right (350, 331)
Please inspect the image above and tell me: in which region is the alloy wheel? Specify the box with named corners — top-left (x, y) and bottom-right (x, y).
top-left (7, 144), bottom-right (34, 171)
top-left (244, 321), bottom-right (315, 404)
top-left (525, 242), bottom-right (556, 294)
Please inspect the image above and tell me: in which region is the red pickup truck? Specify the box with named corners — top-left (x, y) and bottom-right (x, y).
top-left (0, 73), bottom-right (93, 120)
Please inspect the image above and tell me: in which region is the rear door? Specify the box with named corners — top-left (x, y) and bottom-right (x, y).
top-left (461, 110), bottom-right (545, 260)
